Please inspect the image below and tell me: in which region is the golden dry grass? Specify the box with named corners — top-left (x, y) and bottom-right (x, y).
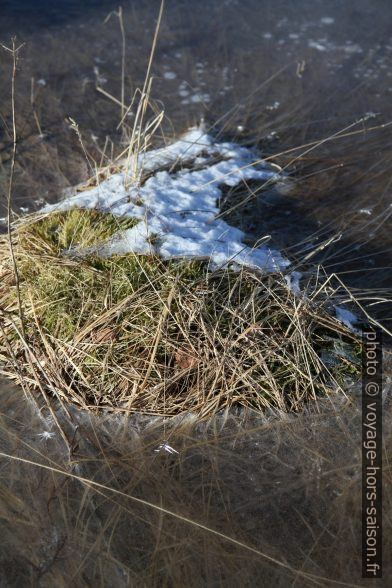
top-left (1, 382), bottom-right (392, 587)
top-left (0, 206), bottom-right (361, 418)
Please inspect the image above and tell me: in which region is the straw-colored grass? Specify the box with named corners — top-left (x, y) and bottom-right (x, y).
top-left (0, 206), bottom-right (361, 417)
top-left (3, 383), bottom-right (391, 588)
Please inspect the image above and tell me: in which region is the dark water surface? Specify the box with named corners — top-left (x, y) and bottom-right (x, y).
top-left (0, 1), bottom-right (392, 585)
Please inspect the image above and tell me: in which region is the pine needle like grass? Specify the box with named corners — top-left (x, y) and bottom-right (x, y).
top-left (0, 207), bottom-right (361, 417)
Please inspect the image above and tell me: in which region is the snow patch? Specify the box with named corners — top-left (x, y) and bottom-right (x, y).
top-left (163, 71), bottom-right (177, 80)
top-left (334, 305), bottom-right (361, 334)
top-left (42, 128), bottom-right (290, 272)
top-left (320, 17), bottom-right (335, 25)
top-left (308, 40), bottom-right (327, 52)
top-left (285, 271), bottom-right (302, 294)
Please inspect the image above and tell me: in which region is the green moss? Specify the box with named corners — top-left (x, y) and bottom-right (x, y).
top-left (13, 208), bottom-right (208, 341)
top-left (317, 334), bottom-right (361, 385)
top-left (19, 207), bottom-right (139, 254)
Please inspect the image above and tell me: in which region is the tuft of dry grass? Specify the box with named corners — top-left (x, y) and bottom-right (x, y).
top-left (0, 207), bottom-right (361, 417)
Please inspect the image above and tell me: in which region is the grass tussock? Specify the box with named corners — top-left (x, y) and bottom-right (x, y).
top-left (0, 207), bottom-right (361, 416)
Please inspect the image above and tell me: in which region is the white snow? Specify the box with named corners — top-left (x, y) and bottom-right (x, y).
top-left (308, 40), bottom-right (327, 52)
top-left (163, 71), bottom-right (177, 80)
top-left (334, 305), bottom-right (361, 333)
top-left (154, 441), bottom-right (179, 455)
top-left (343, 43), bottom-right (363, 55)
top-left (42, 127), bottom-right (290, 272)
top-left (320, 17), bottom-right (335, 25)
top-left (285, 271), bottom-right (302, 294)
top-left (37, 431), bottom-right (55, 440)
top-left (266, 101), bottom-right (280, 111)
top-left (189, 93), bottom-right (210, 104)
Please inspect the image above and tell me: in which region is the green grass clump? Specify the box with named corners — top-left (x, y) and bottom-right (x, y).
top-left (19, 207), bottom-right (139, 253)
top-left (0, 208), bottom-right (361, 416)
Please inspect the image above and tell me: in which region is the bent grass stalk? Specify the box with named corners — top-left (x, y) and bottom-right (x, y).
top-left (0, 448), bottom-right (361, 588)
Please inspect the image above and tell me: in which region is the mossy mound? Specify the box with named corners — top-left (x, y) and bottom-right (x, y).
top-left (0, 208), bottom-right (361, 416)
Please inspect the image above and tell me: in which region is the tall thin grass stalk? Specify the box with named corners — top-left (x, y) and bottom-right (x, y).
top-left (99, 2), bottom-right (165, 187)
top-left (104, 6), bottom-right (126, 121)
top-left (1, 39), bottom-right (25, 339)
top-left (123, 0), bottom-right (165, 187)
